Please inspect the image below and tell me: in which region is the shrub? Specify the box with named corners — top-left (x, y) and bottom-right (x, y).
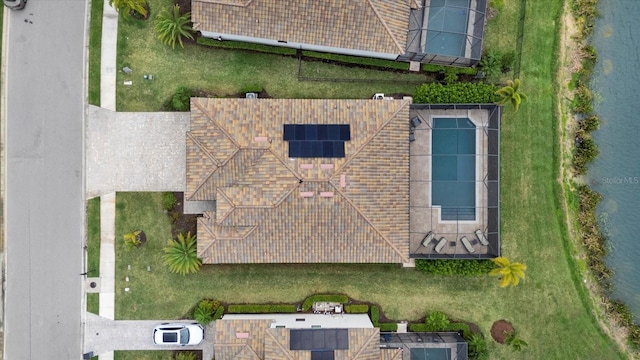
top-left (573, 135), bottom-right (599, 174)
top-left (415, 259), bottom-right (494, 275)
top-left (489, 0), bottom-right (504, 11)
top-left (301, 50), bottom-right (409, 71)
top-left (197, 36), bottom-right (298, 55)
top-left (162, 192), bottom-right (177, 211)
top-left (162, 232), bottom-right (202, 275)
top-left (413, 82), bottom-right (498, 104)
top-left (370, 306), bottom-right (380, 323)
top-left (378, 323), bottom-right (398, 332)
top-left (302, 294), bottom-right (349, 311)
top-left (501, 50), bottom-right (516, 73)
top-left (171, 86), bottom-right (192, 111)
top-left (467, 333), bottom-right (488, 360)
top-left (345, 304), bottom-right (369, 313)
top-left (425, 311), bottom-right (450, 331)
top-left (123, 230), bottom-right (143, 250)
top-left (409, 323), bottom-right (429, 332)
top-left (227, 304), bottom-right (298, 313)
top-left (193, 299), bottom-right (215, 325)
top-left (572, 83), bottom-right (594, 114)
top-left (479, 50), bottom-right (502, 80)
top-left (504, 330), bottom-right (528, 352)
top-left (579, 115), bottom-right (599, 132)
top-left (422, 64), bottom-right (477, 75)
top-left (213, 304), bottom-right (225, 320)
top-left (175, 352), bottom-right (197, 360)
top-left (442, 67), bottom-right (459, 85)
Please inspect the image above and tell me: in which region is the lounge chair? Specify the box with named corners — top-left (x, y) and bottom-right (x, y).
top-left (434, 237), bottom-right (447, 253)
top-left (421, 231), bottom-right (434, 247)
top-left (475, 230), bottom-right (489, 246)
top-left (461, 236), bottom-right (475, 253)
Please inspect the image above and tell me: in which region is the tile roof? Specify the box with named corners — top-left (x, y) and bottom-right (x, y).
top-left (191, 0), bottom-right (411, 55)
top-left (186, 98), bottom-right (410, 264)
top-left (215, 319), bottom-right (382, 359)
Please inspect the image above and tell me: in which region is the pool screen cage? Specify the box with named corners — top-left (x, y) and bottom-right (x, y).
top-left (380, 332), bottom-right (468, 360)
top-left (409, 104), bottom-right (500, 260)
top-left (400, 0), bottom-right (488, 67)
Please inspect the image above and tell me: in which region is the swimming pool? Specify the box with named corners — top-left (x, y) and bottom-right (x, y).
top-left (432, 117), bottom-right (476, 221)
top-left (425, 0), bottom-right (470, 57)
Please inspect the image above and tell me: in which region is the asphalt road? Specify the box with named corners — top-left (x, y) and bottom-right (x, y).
top-left (4, 0), bottom-right (87, 358)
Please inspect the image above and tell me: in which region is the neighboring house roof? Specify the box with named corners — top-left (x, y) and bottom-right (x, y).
top-left (191, 0), bottom-right (412, 55)
top-left (215, 318), bottom-right (382, 360)
top-left (186, 98), bottom-right (411, 264)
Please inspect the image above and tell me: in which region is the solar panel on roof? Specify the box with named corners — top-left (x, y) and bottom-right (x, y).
top-left (284, 124), bottom-right (349, 158)
top-left (311, 351), bottom-right (335, 360)
top-left (339, 125), bottom-right (351, 140)
top-left (283, 124), bottom-right (295, 140)
top-left (290, 329), bottom-right (349, 350)
top-left (327, 125), bottom-right (340, 140)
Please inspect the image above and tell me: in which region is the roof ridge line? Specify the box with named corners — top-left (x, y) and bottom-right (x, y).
top-left (193, 99), bottom-right (243, 150)
top-left (265, 329), bottom-right (295, 360)
top-left (197, 214), bottom-right (218, 256)
top-left (367, 0), bottom-right (406, 53)
top-left (185, 131), bottom-right (218, 201)
top-left (215, 188), bottom-right (236, 224)
top-left (187, 131), bottom-right (221, 167)
top-left (335, 99), bottom-right (410, 175)
top-left (331, 183), bottom-right (409, 263)
top-left (351, 328), bottom-right (380, 359)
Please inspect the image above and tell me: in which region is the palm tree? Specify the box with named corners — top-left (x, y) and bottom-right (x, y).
top-left (109, 0), bottom-right (148, 19)
top-left (162, 232), bottom-right (202, 275)
top-left (495, 78), bottom-right (527, 112)
top-left (155, 5), bottom-right (194, 49)
top-left (489, 257), bottom-right (527, 287)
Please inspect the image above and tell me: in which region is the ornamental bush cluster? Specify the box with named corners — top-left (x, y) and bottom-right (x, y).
top-left (413, 82), bottom-right (499, 104)
top-left (415, 259), bottom-right (494, 276)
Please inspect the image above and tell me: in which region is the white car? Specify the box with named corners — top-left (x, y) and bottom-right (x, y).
top-left (153, 323), bottom-right (204, 346)
top-left (3, 0), bottom-right (27, 10)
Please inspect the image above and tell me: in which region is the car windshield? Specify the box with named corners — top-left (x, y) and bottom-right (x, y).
top-left (180, 328), bottom-right (190, 345)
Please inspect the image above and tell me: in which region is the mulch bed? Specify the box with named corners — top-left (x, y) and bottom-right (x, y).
top-left (168, 192), bottom-right (199, 239)
top-left (491, 320), bottom-right (514, 344)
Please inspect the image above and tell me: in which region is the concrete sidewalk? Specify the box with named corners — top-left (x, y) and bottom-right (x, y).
top-left (100, 0), bottom-right (118, 111)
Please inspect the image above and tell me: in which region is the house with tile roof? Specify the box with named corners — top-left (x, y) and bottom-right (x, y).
top-left (191, 0), bottom-right (489, 66)
top-left (215, 314), bottom-right (468, 360)
top-left (186, 98), bottom-right (411, 264)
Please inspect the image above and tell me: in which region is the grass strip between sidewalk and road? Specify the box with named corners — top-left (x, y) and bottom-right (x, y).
top-left (86, 197), bottom-right (100, 314)
top-left (88, 0), bottom-right (103, 106)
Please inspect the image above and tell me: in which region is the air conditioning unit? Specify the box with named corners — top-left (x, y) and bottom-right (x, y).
top-left (245, 92), bottom-right (258, 99)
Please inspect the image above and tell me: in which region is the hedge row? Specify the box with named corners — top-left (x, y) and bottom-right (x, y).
top-left (197, 37), bottom-right (297, 56)
top-left (301, 50), bottom-right (409, 71)
top-left (213, 305), bottom-right (225, 320)
top-left (345, 304), bottom-right (369, 314)
top-left (227, 304), bottom-right (298, 313)
top-left (409, 322), bottom-right (469, 335)
top-left (421, 63), bottom-right (478, 75)
top-left (302, 294), bottom-right (349, 311)
top-left (413, 82), bottom-right (498, 104)
top-left (369, 306), bottom-right (397, 331)
top-left (415, 259), bottom-right (494, 276)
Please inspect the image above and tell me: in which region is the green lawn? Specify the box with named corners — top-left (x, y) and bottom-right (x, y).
top-left (111, 0), bottom-right (627, 359)
top-left (115, 0), bottom-right (431, 111)
top-left (88, 0), bottom-right (103, 106)
top-left (86, 197), bottom-right (101, 314)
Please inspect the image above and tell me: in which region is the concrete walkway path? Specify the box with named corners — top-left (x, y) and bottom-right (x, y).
top-left (100, 0), bottom-right (118, 111)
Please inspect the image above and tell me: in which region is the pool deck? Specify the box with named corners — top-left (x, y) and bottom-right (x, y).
top-left (409, 108), bottom-right (490, 257)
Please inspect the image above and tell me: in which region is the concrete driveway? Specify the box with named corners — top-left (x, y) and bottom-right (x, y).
top-left (86, 105), bottom-right (190, 198)
top-left (84, 313), bottom-right (215, 359)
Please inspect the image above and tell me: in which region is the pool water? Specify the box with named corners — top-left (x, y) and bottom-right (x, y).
top-left (432, 117), bottom-right (476, 220)
top-left (425, 0), bottom-right (470, 57)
